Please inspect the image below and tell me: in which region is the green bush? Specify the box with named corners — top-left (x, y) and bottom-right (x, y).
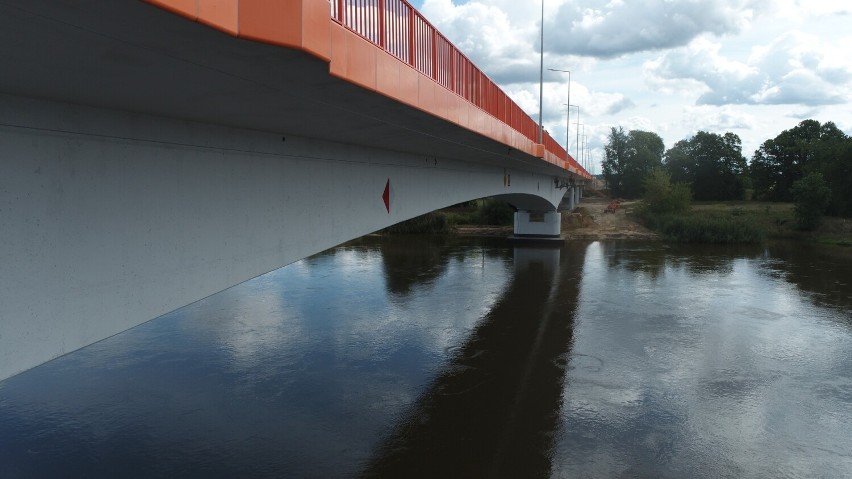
top-left (475, 198), bottom-right (515, 225)
top-left (382, 197), bottom-right (515, 234)
top-left (791, 172), bottom-right (832, 231)
top-left (383, 211), bottom-right (451, 234)
top-left (638, 170), bottom-right (763, 243)
top-left (639, 168), bottom-right (691, 215)
top-left (383, 198), bottom-right (514, 235)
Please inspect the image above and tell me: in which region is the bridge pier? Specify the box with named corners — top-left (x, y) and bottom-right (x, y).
top-left (512, 210), bottom-right (562, 239)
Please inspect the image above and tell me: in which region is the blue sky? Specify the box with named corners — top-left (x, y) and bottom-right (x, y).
top-left (408, 0), bottom-right (852, 174)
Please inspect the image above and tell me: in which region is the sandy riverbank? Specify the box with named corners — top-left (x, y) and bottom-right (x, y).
top-left (561, 197), bottom-right (658, 240)
top-left (452, 197), bottom-right (658, 240)
top-left (453, 197), bottom-right (851, 244)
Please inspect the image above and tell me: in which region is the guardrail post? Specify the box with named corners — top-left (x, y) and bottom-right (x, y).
top-left (449, 47), bottom-right (455, 92)
top-left (431, 28), bottom-right (437, 81)
top-left (378, 0), bottom-right (385, 49)
top-left (408, 8), bottom-right (415, 66)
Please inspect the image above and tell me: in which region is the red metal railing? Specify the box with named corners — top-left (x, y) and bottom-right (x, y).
top-left (332, 0), bottom-right (582, 174)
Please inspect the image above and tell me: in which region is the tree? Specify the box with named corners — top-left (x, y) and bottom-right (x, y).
top-left (809, 122), bottom-right (852, 216)
top-left (664, 139), bottom-right (693, 185)
top-left (602, 127), bottom-right (629, 196)
top-left (624, 131), bottom-right (666, 198)
top-left (641, 168), bottom-right (691, 215)
top-left (791, 172), bottom-right (832, 230)
top-left (602, 127), bottom-right (664, 198)
top-left (824, 139), bottom-right (852, 216)
top-left (751, 120), bottom-right (851, 216)
top-left (750, 119), bottom-right (823, 201)
top-left (663, 131), bottom-right (749, 201)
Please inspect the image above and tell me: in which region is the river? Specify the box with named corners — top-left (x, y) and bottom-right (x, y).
top-left (1, 236), bottom-right (850, 478)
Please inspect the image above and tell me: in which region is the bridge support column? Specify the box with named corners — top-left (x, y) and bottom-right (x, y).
top-left (566, 187), bottom-right (576, 211)
top-left (513, 210), bottom-right (561, 239)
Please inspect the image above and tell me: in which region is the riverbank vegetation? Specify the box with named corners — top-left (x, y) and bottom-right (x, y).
top-left (382, 211), bottom-right (452, 234)
top-left (634, 169), bottom-right (765, 243)
top-left (385, 118), bottom-right (850, 243)
top-left (602, 118), bottom-right (851, 243)
top-left (381, 198), bottom-right (513, 235)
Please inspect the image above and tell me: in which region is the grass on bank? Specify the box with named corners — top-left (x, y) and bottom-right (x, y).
top-left (642, 202), bottom-right (852, 244)
top-left (635, 168), bottom-right (851, 244)
top-left (636, 169), bottom-right (767, 244)
top-left (818, 237), bottom-right (852, 247)
top-left (639, 208), bottom-right (767, 243)
top-left (691, 202), bottom-right (794, 238)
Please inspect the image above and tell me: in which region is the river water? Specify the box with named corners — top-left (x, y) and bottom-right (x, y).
top-left (1, 237), bottom-right (850, 478)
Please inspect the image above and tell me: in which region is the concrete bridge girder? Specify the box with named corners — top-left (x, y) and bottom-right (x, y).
top-left (0, 0), bottom-right (586, 381)
top-left (497, 193), bottom-right (560, 212)
top-left (0, 94), bottom-right (570, 381)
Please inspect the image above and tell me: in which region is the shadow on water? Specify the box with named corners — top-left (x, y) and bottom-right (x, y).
top-left (360, 243), bottom-right (586, 478)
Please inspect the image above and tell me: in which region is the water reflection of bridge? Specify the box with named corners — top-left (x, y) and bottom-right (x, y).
top-left (363, 243), bottom-right (585, 477)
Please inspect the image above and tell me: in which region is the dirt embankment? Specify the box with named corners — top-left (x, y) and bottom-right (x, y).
top-left (561, 197), bottom-right (658, 240)
top-left (449, 197), bottom-right (657, 240)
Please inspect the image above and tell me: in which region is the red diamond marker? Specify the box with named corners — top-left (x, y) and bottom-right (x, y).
top-left (382, 178), bottom-right (390, 213)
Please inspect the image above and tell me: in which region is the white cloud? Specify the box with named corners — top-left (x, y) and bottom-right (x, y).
top-left (770, 0), bottom-right (852, 19)
top-left (421, 0), bottom-right (539, 84)
top-left (681, 105), bottom-right (756, 132)
top-left (646, 32), bottom-right (852, 106)
top-left (549, 0), bottom-right (762, 58)
top-left (615, 116), bottom-right (662, 134)
top-left (413, 0), bottom-right (852, 170)
top-left (605, 96), bottom-right (636, 115)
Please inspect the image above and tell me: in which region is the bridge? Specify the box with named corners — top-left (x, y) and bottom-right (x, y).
top-left (0, 0), bottom-right (589, 381)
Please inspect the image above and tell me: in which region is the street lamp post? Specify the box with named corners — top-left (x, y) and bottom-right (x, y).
top-left (569, 105), bottom-right (580, 161)
top-left (575, 108), bottom-right (580, 162)
top-left (538, 0), bottom-right (544, 144)
top-left (548, 68), bottom-right (571, 153)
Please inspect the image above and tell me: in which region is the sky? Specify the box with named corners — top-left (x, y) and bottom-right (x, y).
top-left (408, 0), bottom-right (852, 175)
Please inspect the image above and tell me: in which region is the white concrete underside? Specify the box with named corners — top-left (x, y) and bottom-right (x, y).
top-left (0, 94), bottom-right (568, 381)
top-left (514, 211), bottom-right (562, 237)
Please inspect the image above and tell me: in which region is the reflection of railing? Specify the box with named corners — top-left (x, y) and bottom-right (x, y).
top-left (332, 0), bottom-right (580, 174)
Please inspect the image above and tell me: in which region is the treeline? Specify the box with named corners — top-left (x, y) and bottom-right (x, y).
top-left (602, 119), bottom-right (852, 219)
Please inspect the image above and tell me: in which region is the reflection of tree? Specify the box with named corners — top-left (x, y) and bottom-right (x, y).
top-left (766, 242), bottom-right (852, 314)
top-left (598, 239), bottom-right (849, 319)
top-left (379, 236), bottom-right (449, 296)
top-left (601, 241), bottom-right (668, 280)
top-left (361, 244), bottom-right (585, 478)
top-left (668, 243), bottom-right (762, 276)
top-left (377, 236), bottom-right (510, 297)
top-left (600, 241), bottom-right (763, 280)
